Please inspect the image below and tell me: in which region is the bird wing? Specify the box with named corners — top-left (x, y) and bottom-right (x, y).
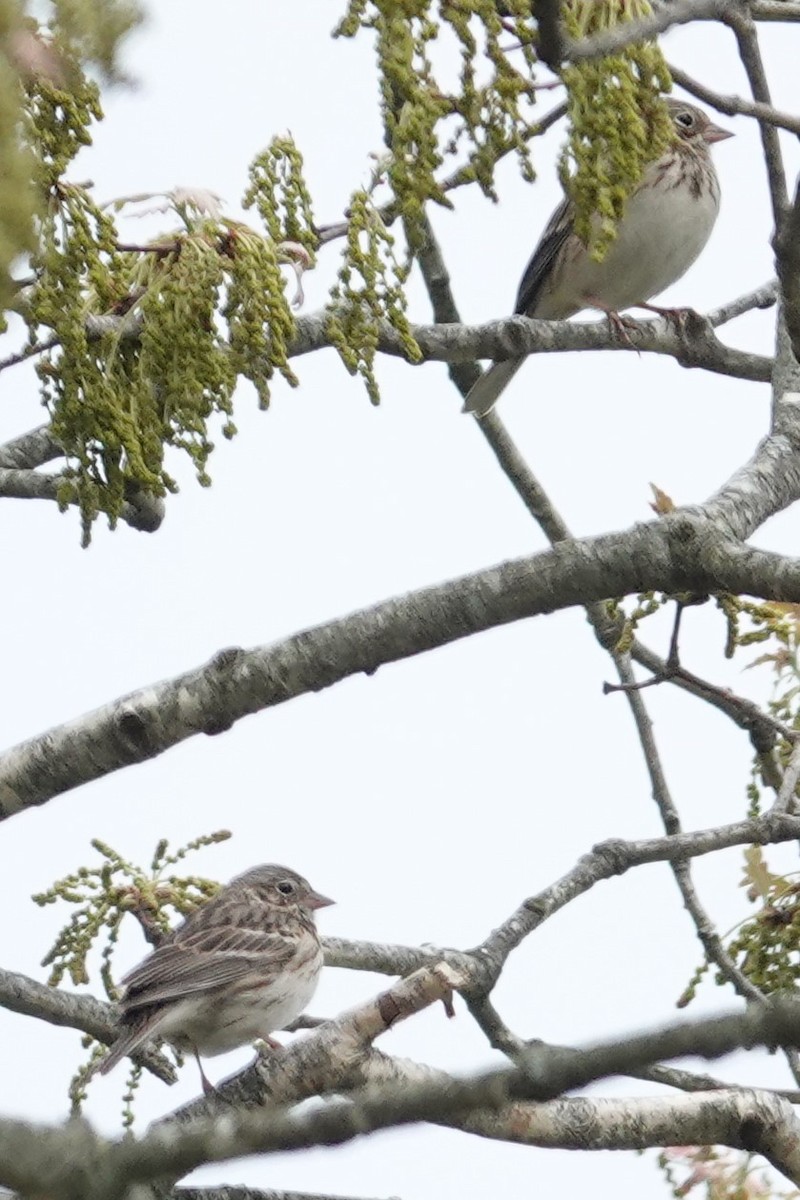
top-left (119, 926), bottom-right (301, 1012)
top-left (513, 196), bottom-right (573, 316)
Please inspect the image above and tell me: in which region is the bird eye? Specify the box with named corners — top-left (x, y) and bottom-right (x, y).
top-left (277, 880), bottom-right (295, 895)
top-left (675, 109), bottom-right (695, 129)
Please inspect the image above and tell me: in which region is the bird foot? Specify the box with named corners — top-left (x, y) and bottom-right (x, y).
top-left (636, 302), bottom-right (700, 330)
top-left (584, 297), bottom-right (640, 348)
top-left (256, 1035), bottom-right (284, 1057)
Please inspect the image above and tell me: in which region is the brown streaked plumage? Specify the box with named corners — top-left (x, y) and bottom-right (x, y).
top-left (99, 864), bottom-right (333, 1092)
top-left (463, 99), bottom-right (733, 418)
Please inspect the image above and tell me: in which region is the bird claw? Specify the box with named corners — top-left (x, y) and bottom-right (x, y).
top-left (255, 1035), bottom-right (284, 1059)
top-left (604, 310), bottom-right (640, 349)
top-left (636, 302), bottom-right (701, 333)
top-left (583, 296), bottom-right (641, 349)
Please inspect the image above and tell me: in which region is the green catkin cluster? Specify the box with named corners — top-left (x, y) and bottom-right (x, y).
top-left (327, 188), bottom-right (421, 404)
top-left (0, 19), bottom-right (35, 315)
top-left (33, 831), bottom-right (230, 994)
top-left (24, 118), bottom-right (319, 542)
top-left (560, 0), bottom-right (673, 259)
top-left (336, 0), bottom-right (540, 232)
top-left (676, 600), bottom-right (800, 1008)
top-left (244, 135), bottom-right (318, 256)
top-left (612, 591), bottom-right (664, 654)
top-left (0, 0), bottom-right (140, 309)
top-left (33, 831), bottom-right (229, 1118)
top-left (47, 0), bottom-right (141, 80)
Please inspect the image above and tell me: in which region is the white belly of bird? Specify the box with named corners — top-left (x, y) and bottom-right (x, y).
top-left (154, 947), bottom-right (323, 1056)
top-left (537, 165), bottom-right (720, 320)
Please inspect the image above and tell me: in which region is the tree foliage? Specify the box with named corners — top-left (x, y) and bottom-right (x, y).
top-left (4, 1), bottom-right (800, 1199)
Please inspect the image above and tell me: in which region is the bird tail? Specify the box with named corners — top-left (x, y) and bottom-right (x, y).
top-left (462, 357), bottom-right (524, 417)
top-left (98, 1022), bottom-right (153, 1076)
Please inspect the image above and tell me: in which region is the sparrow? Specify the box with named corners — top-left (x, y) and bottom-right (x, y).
top-left (463, 99), bottom-right (733, 417)
top-left (99, 863), bottom-right (332, 1092)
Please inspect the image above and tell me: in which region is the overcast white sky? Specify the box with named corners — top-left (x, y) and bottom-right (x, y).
top-left (2, 4), bottom-right (800, 1198)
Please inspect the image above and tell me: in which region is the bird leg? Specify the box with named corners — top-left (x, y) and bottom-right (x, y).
top-left (193, 1047), bottom-right (216, 1096)
top-left (583, 296), bottom-right (640, 348)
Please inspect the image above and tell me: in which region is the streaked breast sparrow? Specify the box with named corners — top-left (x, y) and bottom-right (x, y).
top-left (463, 99), bottom-right (733, 417)
top-left (99, 863), bottom-right (333, 1092)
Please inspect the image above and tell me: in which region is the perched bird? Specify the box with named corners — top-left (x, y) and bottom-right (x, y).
top-left (99, 864), bottom-right (333, 1092)
top-left (463, 99), bottom-right (733, 418)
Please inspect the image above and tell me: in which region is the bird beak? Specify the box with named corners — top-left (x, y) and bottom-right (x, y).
top-left (308, 890), bottom-right (334, 910)
top-left (705, 122), bottom-right (734, 144)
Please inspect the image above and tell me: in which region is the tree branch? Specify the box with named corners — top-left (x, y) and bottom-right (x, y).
top-left (7, 510), bottom-right (800, 811)
top-left (294, 309), bottom-right (774, 383)
top-left (9, 1001), bottom-right (800, 1199)
top-left (175, 1192), bottom-right (393, 1200)
top-left (0, 468), bottom-right (165, 534)
top-left (475, 812), bottom-right (800, 970)
top-left (0, 967), bottom-right (174, 1082)
top-left (724, 7), bottom-right (789, 229)
top-left (669, 65), bottom-right (800, 136)
top-left (0, 426), bottom-right (62, 471)
top-left (563, 0), bottom-right (731, 64)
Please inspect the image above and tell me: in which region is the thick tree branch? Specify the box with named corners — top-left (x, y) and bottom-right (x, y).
top-left (79, 307), bottom-right (772, 384)
top-left (0, 968), bottom-right (173, 1082)
top-left (9, 1002), bottom-right (800, 1199)
top-left (294, 310), bottom-right (773, 383)
top-left (348, 1050), bottom-right (800, 1169)
top-left (750, 2), bottom-right (800, 17)
top-left (7, 511), bottom-right (800, 812)
top-left (0, 426), bottom-right (62, 471)
top-left (0, 468), bottom-right (165, 534)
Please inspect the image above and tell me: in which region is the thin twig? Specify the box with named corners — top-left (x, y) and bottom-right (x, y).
top-left (612, 651), bottom-right (766, 1003)
top-left (669, 65), bottom-right (800, 136)
top-left (771, 737), bottom-right (800, 815)
top-left (723, 8), bottom-right (789, 229)
top-left (315, 102), bottom-right (567, 247)
top-left (565, 0), bottom-right (729, 63)
top-left (0, 335), bottom-right (58, 374)
top-left (706, 281), bottom-right (778, 327)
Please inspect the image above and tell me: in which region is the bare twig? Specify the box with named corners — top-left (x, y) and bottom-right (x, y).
top-left (476, 812), bottom-right (800, 969)
top-left (771, 737), bottom-right (800, 815)
top-left (315, 102), bottom-right (567, 247)
top-left (0, 335), bottom-right (58, 374)
top-left (669, 65), bottom-right (800, 136)
top-left (723, 8), bottom-right (789, 229)
top-left (565, 0), bottom-right (729, 62)
top-left (707, 281), bottom-right (778, 328)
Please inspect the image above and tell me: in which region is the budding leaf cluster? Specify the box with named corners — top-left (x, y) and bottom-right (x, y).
top-left (560, 0), bottom-right (673, 260)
